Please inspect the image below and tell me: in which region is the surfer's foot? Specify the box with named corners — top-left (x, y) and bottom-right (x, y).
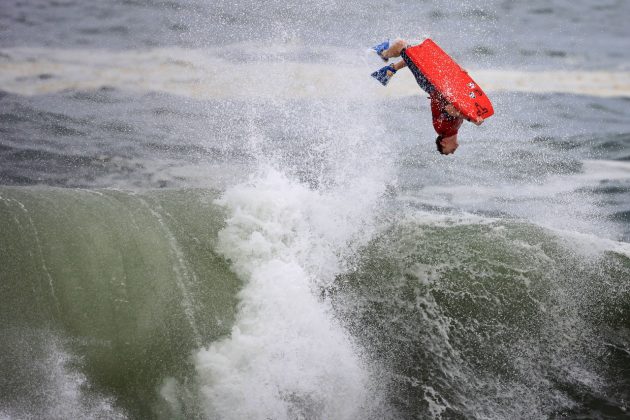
top-left (371, 65), bottom-right (397, 86)
top-left (372, 40), bottom-right (390, 62)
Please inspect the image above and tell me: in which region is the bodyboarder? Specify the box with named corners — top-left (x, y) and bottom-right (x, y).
top-left (371, 39), bottom-right (485, 155)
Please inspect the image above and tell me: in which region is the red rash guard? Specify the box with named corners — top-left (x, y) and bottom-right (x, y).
top-left (430, 91), bottom-right (463, 137)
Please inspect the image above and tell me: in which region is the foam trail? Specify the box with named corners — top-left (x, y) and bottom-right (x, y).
top-left (136, 196), bottom-right (203, 347)
top-left (0, 196), bottom-right (60, 314)
top-left (194, 168), bottom-right (382, 419)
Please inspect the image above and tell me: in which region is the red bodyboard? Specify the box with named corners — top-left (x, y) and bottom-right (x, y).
top-left (405, 39), bottom-right (494, 121)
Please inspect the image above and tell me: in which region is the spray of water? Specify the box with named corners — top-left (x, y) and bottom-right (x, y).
top-left (192, 82), bottom-right (396, 418)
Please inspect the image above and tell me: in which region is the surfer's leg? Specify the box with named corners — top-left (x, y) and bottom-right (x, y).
top-left (370, 40), bottom-right (409, 86)
top-left (381, 39), bottom-right (408, 59)
top-left (392, 60), bottom-right (407, 71)
top-left (371, 56), bottom-right (407, 86)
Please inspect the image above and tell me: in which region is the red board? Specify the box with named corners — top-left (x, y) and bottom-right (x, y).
top-left (404, 39), bottom-right (494, 122)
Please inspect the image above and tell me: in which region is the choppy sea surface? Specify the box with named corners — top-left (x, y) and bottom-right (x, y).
top-left (1, 1), bottom-right (629, 419)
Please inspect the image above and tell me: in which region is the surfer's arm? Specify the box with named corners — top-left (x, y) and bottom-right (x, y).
top-left (464, 116), bottom-right (484, 125)
top-left (445, 103), bottom-right (484, 125)
top-left (444, 103), bottom-right (461, 118)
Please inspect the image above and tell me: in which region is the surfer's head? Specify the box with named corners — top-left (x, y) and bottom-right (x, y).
top-left (436, 134), bottom-right (459, 155)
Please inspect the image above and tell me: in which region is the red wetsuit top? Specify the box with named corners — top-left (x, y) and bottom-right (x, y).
top-left (430, 91), bottom-right (463, 137)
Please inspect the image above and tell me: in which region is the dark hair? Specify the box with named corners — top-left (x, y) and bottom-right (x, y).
top-left (435, 135), bottom-right (445, 154)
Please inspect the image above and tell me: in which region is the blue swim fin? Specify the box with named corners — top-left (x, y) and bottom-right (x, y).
top-left (371, 65), bottom-right (397, 86)
top-left (372, 40), bottom-right (390, 62)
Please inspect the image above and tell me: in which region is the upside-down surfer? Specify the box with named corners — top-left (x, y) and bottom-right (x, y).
top-left (371, 39), bottom-right (491, 155)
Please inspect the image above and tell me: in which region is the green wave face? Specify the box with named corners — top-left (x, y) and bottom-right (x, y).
top-left (0, 187), bottom-right (241, 419)
top-left (332, 217), bottom-right (630, 419)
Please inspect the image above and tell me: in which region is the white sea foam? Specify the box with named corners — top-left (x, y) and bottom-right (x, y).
top-left (547, 226), bottom-right (630, 259)
top-left (1, 46), bottom-right (629, 98)
top-left (401, 155), bottom-right (630, 241)
top-left (0, 329), bottom-right (126, 420)
top-left (581, 159), bottom-right (630, 181)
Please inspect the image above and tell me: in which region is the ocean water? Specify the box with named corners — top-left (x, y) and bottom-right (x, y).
top-left (1, 0), bottom-right (629, 419)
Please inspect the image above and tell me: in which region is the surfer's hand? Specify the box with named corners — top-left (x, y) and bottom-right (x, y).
top-left (473, 117), bottom-right (484, 126)
top-left (444, 103), bottom-right (461, 118)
